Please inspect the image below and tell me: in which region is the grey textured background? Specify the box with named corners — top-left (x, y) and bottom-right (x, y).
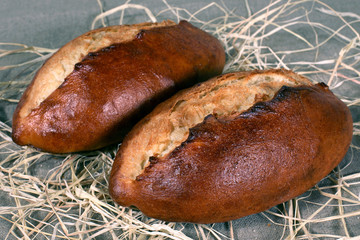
top-left (1, 0), bottom-right (360, 239)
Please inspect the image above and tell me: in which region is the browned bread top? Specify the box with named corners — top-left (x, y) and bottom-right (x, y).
top-left (16, 20), bottom-right (176, 120)
top-left (109, 69), bottom-right (353, 223)
top-left (12, 20), bottom-right (225, 153)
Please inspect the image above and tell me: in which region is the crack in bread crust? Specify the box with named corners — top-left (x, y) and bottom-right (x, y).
top-left (116, 69), bottom-right (312, 179)
top-left (18, 20), bottom-right (176, 118)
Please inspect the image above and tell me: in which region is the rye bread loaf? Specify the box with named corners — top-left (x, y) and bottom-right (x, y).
top-left (109, 69), bottom-right (353, 223)
top-left (12, 20), bottom-right (225, 153)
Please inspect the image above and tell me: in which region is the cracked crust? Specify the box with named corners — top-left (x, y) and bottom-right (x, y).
top-left (12, 20), bottom-right (225, 153)
top-left (111, 69), bottom-right (312, 180)
top-left (17, 20), bottom-right (176, 119)
top-left (109, 69), bottom-right (353, 223)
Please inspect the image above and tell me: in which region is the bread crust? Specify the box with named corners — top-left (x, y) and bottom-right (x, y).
top-left (109, 69), bottom-right (353, 223)
top-left (12, 20), bottom-right (225, 153)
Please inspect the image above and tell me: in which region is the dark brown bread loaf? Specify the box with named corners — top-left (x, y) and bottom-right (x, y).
top-left (12, 20), bottom-right (225, 153)
top-left (109, 69), bottom-right (353, 223)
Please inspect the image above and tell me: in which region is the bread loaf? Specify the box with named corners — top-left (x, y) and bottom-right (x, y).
top-left (109, 69), bottom-right (353, 223)
top-left (12, 20), bottom-right (225, 153)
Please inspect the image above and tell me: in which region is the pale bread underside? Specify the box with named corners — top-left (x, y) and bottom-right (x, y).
top-left (19, 20), bottom-right (176, 118)
top-left (118, 70), bottom-right (312, 179)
